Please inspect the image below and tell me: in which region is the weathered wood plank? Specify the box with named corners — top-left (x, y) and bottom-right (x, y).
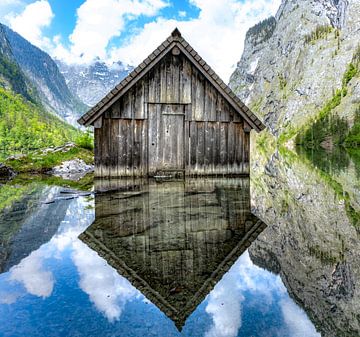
top-left (227, 122), bottom-right (236, 174)
top-left (141, 120), bottom-right (148, 176)
top-left (190, 121), bottom-right (197, 170)
top-left (204, 122), bottom-right (213, 173)
top-left (95, 49), bottom-right (251, 177)
top-left (133, 120), bottom-right (141, 176)
top-left (118, 119), bottom-right (127, 176)
top-left (180, 57), bottom-right (191, 104)
top-left (94, 128), bottom-right (101, 177)
top-left (160, 58), bottom-right (167, 102)
top-left (120, 90), bottom-right (133, 119)
top-left (235, 122), bottom-right (243, 173)
top-left (102, 118), bottom-right (111, 177)
top-left (219, 122), bottom-right (228, 174)
top-left (134, 81), bottom-right (144, 119)
top-left (111, 101), bottom-right (121, 118)
top-left (110, 119), bottom-right (119, 177)
top-left (184, 120), bottom-right (190, 173)
top-left (192, 71), bottom-right (205, 121)
top-left (244, 131), bottom-right (250, 174)
top-left (148, 69), bottom-right (156, 102)
top-left (126, 119), bottom-right (134, 176)
top-left (196, 122), bottom-right (205, 174)
top-left (204, 82), bottom-right (217, 122)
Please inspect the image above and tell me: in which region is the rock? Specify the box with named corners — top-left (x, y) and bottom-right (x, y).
top-left (51, 158), bottom-right (94, 181)
top-left (249, 150), bottom-right (360, 337)
top-left (41, 142), bottom-right (76, 155)
top-left (229, 0), bottom-right (360, 137)
top-left (6, 153), bottom-right (26, 161)
top-left (320, 135), bottom-right (334, 150)
top-left (0, 163), bottom-right (16, 180)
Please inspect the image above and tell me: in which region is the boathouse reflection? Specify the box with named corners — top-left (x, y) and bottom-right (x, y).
top-left (80, 178), bottom-right (266, 329)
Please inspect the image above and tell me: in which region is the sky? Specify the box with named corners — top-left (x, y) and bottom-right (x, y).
top-left (0, 0), bottom-right (282, 81)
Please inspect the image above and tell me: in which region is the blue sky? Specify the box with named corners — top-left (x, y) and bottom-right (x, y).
top-left (0, 0), bottom-right (281, 80)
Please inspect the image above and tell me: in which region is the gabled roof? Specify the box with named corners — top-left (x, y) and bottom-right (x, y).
top-left (78, 28), bottom-right (265, 132)
top-left (79, 215), bottom-right (267, 330)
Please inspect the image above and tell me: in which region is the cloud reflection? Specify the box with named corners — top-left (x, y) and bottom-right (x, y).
top-left (281, 298), bottom-right (320, 337)
top-left (72, 240), bottom-right (139, 321)
top-left (205, 274), bottom-right (243, 337)
top-left (9, 248), bottom-right (54, 298)
top-left (204, 251), bottom-right (319, 337)
top-left (2, 195), bottom-right (141, 322)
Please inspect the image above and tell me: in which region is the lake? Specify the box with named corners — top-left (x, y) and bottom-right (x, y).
top-left (0, 148), bottom-right (359, 337)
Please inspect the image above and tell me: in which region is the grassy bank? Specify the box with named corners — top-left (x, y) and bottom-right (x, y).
top-left (0, 87), bottom-right (83, 150)
top-left (3, 145), bottom-right (94, 173)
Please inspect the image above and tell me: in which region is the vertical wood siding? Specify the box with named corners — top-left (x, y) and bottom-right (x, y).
top-left (94, 52), bottom-right (250, 177)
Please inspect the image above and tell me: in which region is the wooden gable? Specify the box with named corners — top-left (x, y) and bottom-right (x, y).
top-left (105, 52), bottom-right (246, 123)
top-left (78, 28), bottom-right (265, 132)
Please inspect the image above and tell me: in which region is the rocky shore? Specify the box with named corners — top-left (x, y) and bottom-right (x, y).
top-left (0, 143), bottom-right (94, 181)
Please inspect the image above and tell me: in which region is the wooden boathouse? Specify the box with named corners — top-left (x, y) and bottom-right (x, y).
top-left (78, 28), bottom-right (265, 177)
top-left (80, 178), bottom-right (266, 329)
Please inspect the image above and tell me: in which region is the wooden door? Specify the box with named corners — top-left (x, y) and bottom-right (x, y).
top-left (148, 104), bottom-right (185, 176)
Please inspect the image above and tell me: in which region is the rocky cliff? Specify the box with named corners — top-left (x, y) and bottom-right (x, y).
top-left (229, 0), bottom-right (360, 138)
top-left (248, 149), bottom-right (360, 337)
top-left (0, 25), bottom-right (35, 102)
top-left (2, 24), bottom-right (88, 125)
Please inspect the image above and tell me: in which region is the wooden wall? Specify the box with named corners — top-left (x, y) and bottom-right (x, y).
top-left (94, 51), bottom-right (250, 177)
top-left (80, 178), bottom-right (266, 327)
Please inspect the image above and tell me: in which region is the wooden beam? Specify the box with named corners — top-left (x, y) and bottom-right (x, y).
top-left (94, 116), bottom-right (103, 129)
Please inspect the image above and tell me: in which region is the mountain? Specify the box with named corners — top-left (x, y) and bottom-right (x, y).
top-left (0, 25), bottom-right (81, 151)
top-left (2, 24), bottom-right (88, 124)
top-left (0, 25), bottom-right (35, 102)
top-left (248, 149), bottom-right (360, 337)
top-left (56, 59), bottom-right (131, 107)
top-left (0, 87), bottom-right (80, 150)
top-left (229, 0), bottom-right (360, 146)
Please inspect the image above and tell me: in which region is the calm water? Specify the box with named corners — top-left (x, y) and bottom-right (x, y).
top-left (0, 149), bottom-right (359, 337)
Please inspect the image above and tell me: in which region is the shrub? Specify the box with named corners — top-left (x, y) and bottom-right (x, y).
top-left (75, 131), bottom-right (94, 150)
top-left (304, 25), bottom-right (332, 44)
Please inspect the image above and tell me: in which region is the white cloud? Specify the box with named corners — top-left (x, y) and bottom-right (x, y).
top-left (0, 291), bottom-right (22, 304)
top-left (72, 240), bottom-right (140, 321)
top-left (5, 196), bottom-right (95, 303)
top-left (9, 248), bottom-right (54, 298)
top-left (0, 0), bottom-right (27, 24)
top-left (109, 0), bottom-right (282, 81)
top-left (54, 0), bottom-right (168, 64)
top-left (204, 251), bottom-right (311, 337)
top-left (281, 298), bottom-right (321, 337)
top-left (205, 273), bottom-right (244, 337)
top-left (2, 0), bottom-right (281, 82)
top-left (7, 0), bottom-right (54, 50)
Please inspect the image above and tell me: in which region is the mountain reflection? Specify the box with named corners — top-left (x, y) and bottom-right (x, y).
top-left (79, 178), bottom-right (266, 330)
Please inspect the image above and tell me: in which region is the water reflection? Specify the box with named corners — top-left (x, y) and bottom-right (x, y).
top-left (0, 171), bottom-right (330, 336)
top-left (80, 178), bottom-right (266, 330)
top-left (250, 148), bottom-right (360, 337)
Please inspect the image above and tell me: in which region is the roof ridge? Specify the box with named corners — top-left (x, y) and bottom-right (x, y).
top-left (78, 29), bottom-right (265, 131)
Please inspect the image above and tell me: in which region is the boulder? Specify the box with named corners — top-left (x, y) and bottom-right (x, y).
top-left (51, 159), bottom-right (94, 181)
top-left (0, 163), bottom-right (16, 180)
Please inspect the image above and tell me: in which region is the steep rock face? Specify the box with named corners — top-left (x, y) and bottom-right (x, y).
top-left (248, 150), bottom-right (360, 337)
top-left (0, 186), bottom-right (72, 273)
top-left (56, 60), bottom-right (131, 107)
top-left (0, 25), bottom-right (34, 102)
top-left (0, 25), bottom-right (12, 58)
top-left (2, 24), bottom-right (88, 124)
top-left (229, 0), bottom-right (360, 136)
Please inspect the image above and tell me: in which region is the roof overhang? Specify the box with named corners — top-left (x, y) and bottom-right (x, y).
top-left (78, 28), bottom-right (265, 132)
